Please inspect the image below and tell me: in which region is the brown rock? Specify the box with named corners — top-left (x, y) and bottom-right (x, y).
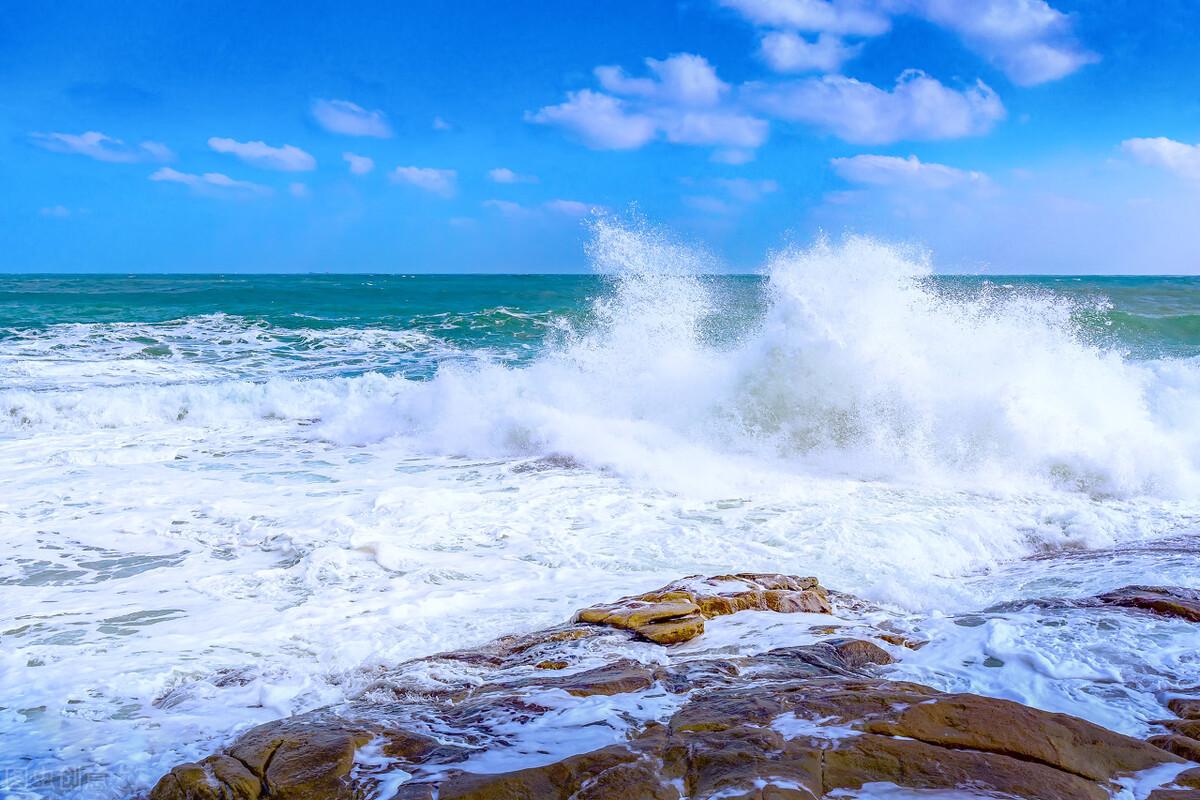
top-left (1150, 734), bottom-right (1200, 762)
top-left (824, 734), bottom-right (1110, 800)
top-left (150, 755), bottom-right (261, 800)
top-left (1170, 698), bottom-right (1200, 720)
top-left (535, 660), bottom-right (568, 670)
top-left (1095, 586), bottom-right (1200, 622)
top-left (864, 693), bottom-right (1182, 782)
top-left (1159, 719), bottom-right (1200, 739)
top-left (573, 574), bottom-right (830, 645)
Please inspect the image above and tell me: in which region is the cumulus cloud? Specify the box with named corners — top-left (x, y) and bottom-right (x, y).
top-left (723, 0), bottom-right (1094, 85)
top-left (39, 205), bottom-right (72, 218)
top-left (1122, 137), bottom-right (1200, 180)
top-left (760, 31), bottom-right (862, 72)
top-left (831, 153), bottom-right (987, 188)
top-left (343, 152), bottom-right (375, 175)
top-left (749, 70), bottom-right (1005, 144)
top-left (391, 166), bottom-right (457, 197)
top-left (911, 0), bottom-right (1097, 86)
top-left (149, 167), bottom-right (271, 196)
top-left (311, 99), bottom-right (392, 138)
top-left (432, 116), bottom-right (453, 131)
top-left (530, 54), bottom-right (769, 154)
top-left (488, 167), bottom-right (538, 184)
top-left (208, 138), bottom-right (316, 171)
top-left (596, 53), bottom-right (729, 107)
top-left (528, 90), bottom-right (657, 150)
top-left (31, 131), bottom-right (173, 163)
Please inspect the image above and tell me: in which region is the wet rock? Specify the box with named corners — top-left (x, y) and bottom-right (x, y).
top-left (1150, 734), bottom-right (1200, 762)
top-left (148, 717), bottom-right (422, 800)
top-left (148, 574), bottom-right (1189, 800)
top-left (1095, 586), bottom-right (1200, 622)
top-left (1159, 719), bottom-right (1200, 739)
top-left (1170, 698), bottom-right (1200, 720)
top-left (150, 755), bottom-right (260, 800)
top-left (574, 573), bottom-right (830, 645)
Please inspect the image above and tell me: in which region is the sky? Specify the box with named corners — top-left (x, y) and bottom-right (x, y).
top-left (2, 0), bottom-right (1200, 274)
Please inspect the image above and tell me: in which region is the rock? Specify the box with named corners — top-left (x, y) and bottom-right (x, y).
top-left (574, 573), bottom-right (830, 645)
top-left (147, 574), bottom-right (1190, 800)
top-left (1170, 698), bottom-right (1200, 720)
top-left (1095, 586), bottom-right (1200, 622)
top-left (150, 755), bottom-right (260, 800)
top-left (862, 693), bottom-right (1177, 782)
top-left (1159, 719), bottom-right (1200, 739)
top-left (1150, 734), bottom-right (1200, 762)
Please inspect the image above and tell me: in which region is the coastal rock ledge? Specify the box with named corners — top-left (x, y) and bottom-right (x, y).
top-left (148, 574), bottom-right (1200, 800)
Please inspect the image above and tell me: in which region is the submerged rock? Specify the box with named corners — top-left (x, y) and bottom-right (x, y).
top-left (1095, 586), bottom-right (1200, 622)
top-left (147, 574), bottom-right (1198, 800)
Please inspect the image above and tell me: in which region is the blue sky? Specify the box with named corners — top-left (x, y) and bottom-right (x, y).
top-left (3, 0), bottom-right (1199, 273)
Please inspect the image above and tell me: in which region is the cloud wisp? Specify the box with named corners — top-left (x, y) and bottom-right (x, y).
top-left (149, 167), bottom-right (272, 196)
top-left (31, 131), bottom-right (173, 163)
top-left (831, 153), bottom-right (988, 188)
top-left (1122, 137), bottom-right (1200, 180)
top-left (488, 167), bottom-right (539, 184)
top-left (391, 166), bottom-right (457, 197)
top-left (208, 138), bottom-right (316, 171)
top-left (311, 99), bottom-right (393, 138)
top-left (343, 152), bottom-right (375, 175)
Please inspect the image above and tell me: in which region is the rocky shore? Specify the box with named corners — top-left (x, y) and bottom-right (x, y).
top-left (147, 575), bottom-right (1200, 800)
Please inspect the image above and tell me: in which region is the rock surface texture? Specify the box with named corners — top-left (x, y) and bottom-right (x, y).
top-left (147, 577), bottom-right (1200, 800)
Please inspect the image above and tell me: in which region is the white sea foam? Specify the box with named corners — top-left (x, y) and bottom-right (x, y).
top-left (2, 224), bottom-right (1199, 798)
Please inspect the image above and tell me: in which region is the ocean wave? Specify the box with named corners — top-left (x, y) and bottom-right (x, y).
top-left (4, 224), bottom-right (1200, 499)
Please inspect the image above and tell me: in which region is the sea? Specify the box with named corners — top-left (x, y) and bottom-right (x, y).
top-left (2, 223), bottom-right (1199, 798)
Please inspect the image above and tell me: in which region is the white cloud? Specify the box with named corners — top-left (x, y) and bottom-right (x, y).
top-left (722, 0), bottom-right (1094, 85)
top-left (1122, 137), bottom-right (1200, 180)
top-left (488, 167), bottom-right (538, 184)
top-left (482, 199), bottom-right (536, 218)
top-left (760, 31), bottom-right (862, 72)
top-left (311, 99), bottom-right (392, 138)
top-left (596, 53), bottom-right (728, 107)
top-left (911, 0), bottom-right (1097, 86)
top-left (544, 199), bottom-right (592, 216)
top-left (391, 166), bottom-right (457, 197)
top-left (659, 110), bottom-right (769, 148)
top-left (289, 182), bottom-right (310, 198)
top-left (749, 70), bottom-right (1005, 144)
top-left (149, 167), bottom-right (271, 196)
top-left (528, 90), bottom-right (657, 150)
top-left (831, 153), bottom-right (987, 188)
top-left (343, 152), bottom-right (375, 175)
top-left (39, 205), bottom-right (71, 218)
top-left (718, 0), bottom-right (891, 36)
top-left (432, 116), bottom-right (452, 131)
top-left (31, 131), bottom-right (173, 163)
top-left (208, 137), bottom-right (316, 171)
top-left (530, 54), bottom-right (769, 154)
